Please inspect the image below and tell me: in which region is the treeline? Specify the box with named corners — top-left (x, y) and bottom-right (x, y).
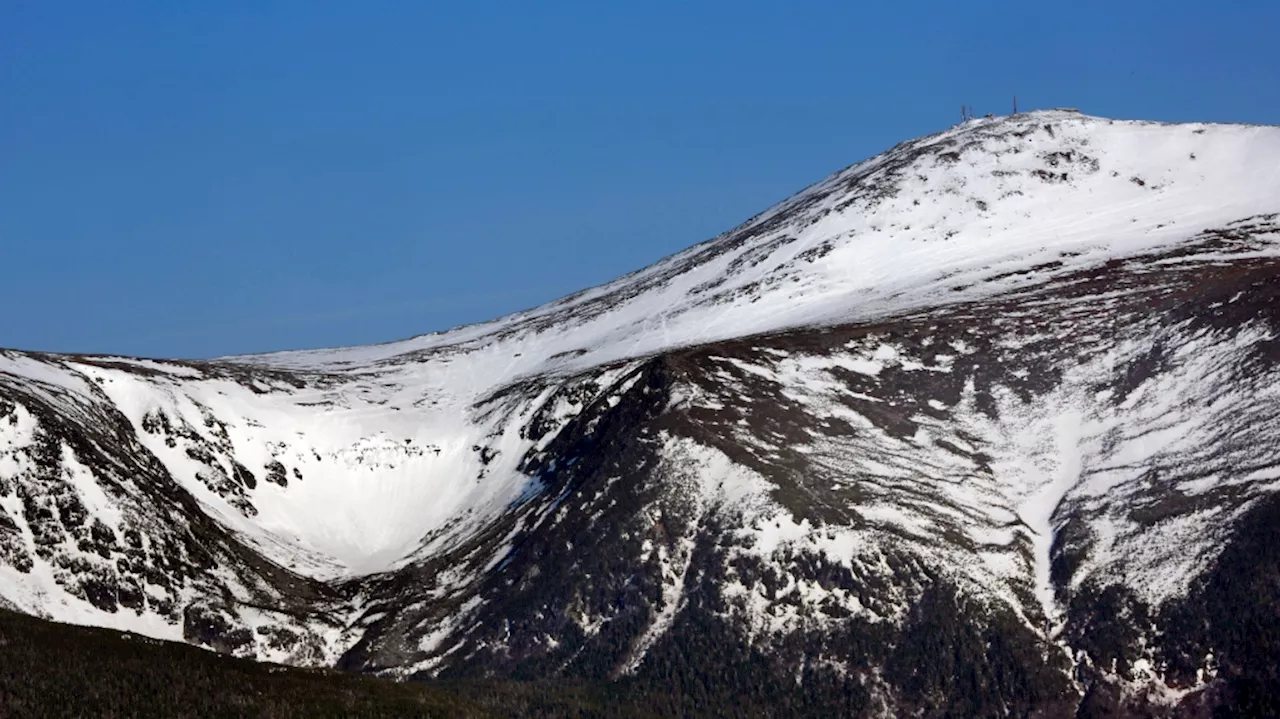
top-left (0, 609), bottom-right (647, 719)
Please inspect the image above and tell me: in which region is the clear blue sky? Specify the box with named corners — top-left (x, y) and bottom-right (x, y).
top-left (3, 1), bottom-right (1276, 358)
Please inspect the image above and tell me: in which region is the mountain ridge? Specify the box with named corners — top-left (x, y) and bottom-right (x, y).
top-left (2, 110), bottom-right (1280, 716)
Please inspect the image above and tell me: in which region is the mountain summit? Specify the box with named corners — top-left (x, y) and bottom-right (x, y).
top-left (3, 111), bottom-right (1280, 716)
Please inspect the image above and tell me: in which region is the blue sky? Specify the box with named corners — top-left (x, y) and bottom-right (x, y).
top-left (3, 1), bottom-right (1277, 358)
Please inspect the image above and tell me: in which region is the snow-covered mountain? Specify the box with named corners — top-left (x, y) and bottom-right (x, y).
top-left (3, 110), bottom-right (1280, 715)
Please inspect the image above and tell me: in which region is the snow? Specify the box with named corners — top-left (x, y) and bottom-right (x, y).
top-left (1, 111), bottom-right (1279, 662)
top-left (49, 359), bottom-right (628, 579)
top-left (621, 534), bottom-right (695, 674)
top-left (0, 419), bottom-right (191, 642)
top-left (984, 396), bottom-right (1090, 626)
top-left (948, 317), bottom-right (1280, 613)
top-left (161, 113), bottom-right (1280, 586)
top-left (235, 112), bottom-right (1280, 388)
top-left (0, 559), bottom-right (188, 642)
top-left (59, 446), bottom-right (127, 531)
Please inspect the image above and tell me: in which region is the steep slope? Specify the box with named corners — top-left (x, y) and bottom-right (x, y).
top-left (2, 110), bottom-right (1280, 715)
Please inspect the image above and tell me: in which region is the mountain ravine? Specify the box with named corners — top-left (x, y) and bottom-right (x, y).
top-left (3, 110), bottom-right (1280, 716)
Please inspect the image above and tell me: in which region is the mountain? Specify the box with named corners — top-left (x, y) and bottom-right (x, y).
top-left (2, 109), bottom-right (1280, 716)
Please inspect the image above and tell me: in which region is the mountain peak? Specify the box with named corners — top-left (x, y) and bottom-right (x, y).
top-left (247, 113), bottom-right (1280, 380)
top-left (2, 114), bottom-right (1280, 715)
